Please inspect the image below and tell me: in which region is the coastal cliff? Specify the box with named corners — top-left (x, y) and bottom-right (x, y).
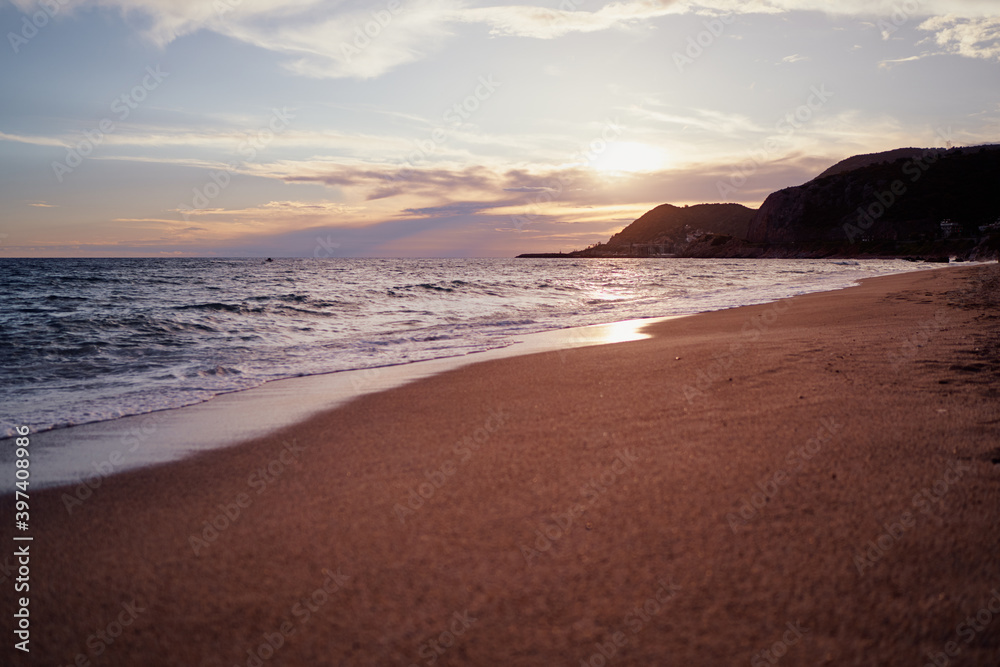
top-left (520, 145), bottom-right (1000, 260)
top-left (748, 145), bottom-right (1000, 245)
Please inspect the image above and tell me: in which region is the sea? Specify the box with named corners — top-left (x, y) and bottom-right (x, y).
top-left (1, 257), bottom-right (930, 439)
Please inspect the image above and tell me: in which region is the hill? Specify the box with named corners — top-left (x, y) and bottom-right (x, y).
top-left (519, 144), bottom-right (1000, 260)
top-left (748, 145), bottom-right (1000, 245)
top-left (810, 148), bottom-right (933, 181)
top-left (604, 203), bottom-right (754, 249)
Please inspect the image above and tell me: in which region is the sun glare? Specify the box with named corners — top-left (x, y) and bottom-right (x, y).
top-left (590, 141), bottom-right (667, 174)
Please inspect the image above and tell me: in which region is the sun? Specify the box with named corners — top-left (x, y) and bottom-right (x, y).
top-left (590, 141), bottom-right (667, 174)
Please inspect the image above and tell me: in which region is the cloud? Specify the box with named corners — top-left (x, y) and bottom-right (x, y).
top-left (630, 106), bottom-right (766, 135)
top-left (780, 53), bottom-right (808, 63)
top-left (453, 0), bottom-right (686, 39)
top-left (267, 156), bottom-right (805, 220)
top-left (402, 200), bottom-right (507, 217)
top-left (688, 0), bottom-right (1000, 19)
top-left (878, 54), bottom-right (927, 68)
top-left (9, 0), bottom-right (1000, 80)
top-left (221, 0), bottom-right (459, 79)
top-left (14, 0), bottom-right (685, 76)
top-left (173, 199), bottom-right (364, 219)
top-left (9, 0), bottom-right (324, 46)
top-left (9, 0), bottom-right (455, 79)
top-left (0, 131), bottom-right (67, 147)
top-left (87, 199), bottom-right (372, 253)
top-left (918, 15), bottom-right (1000, 61)
top-left (283, 163), bottom-right (501, 200)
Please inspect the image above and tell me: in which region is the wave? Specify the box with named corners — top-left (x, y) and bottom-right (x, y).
top-left (0, 256), bottom-right (923, 436)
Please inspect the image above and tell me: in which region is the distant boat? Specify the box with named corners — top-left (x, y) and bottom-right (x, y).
top-left (265, 258), bottom-right (274, 263)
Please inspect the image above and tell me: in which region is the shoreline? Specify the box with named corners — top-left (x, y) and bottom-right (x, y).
top-left (2, 260), bottom-right (945, 493)
top-left (0, 316), bottom-right (667, 494)
top-left (1, 257), bottom-right (936, 445)
top-left (3, 263), bottom-right (999, 665)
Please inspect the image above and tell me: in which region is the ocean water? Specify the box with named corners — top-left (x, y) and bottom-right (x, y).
top-left (1, 257), bottom-right (926, 437)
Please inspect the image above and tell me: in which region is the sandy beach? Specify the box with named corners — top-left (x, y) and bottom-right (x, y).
top-left (3, 263), bottom-right (999, 666)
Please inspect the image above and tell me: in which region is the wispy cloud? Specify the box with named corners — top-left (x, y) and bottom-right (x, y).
top-left (8, 0), bottom-right (324, 46)
top-left (0, 123), bottom-right (428, 167)
top-left (452, 0), bottom-right (686, 39)
top-left (222, 0), bottom-right (459, 79)
top-left (402, 200), bottom-right (507, 217)
top-left (686, 0), bottom-right (1000, 19)
top-left (629, 105), bottom-right (766, 136)
top-left (8, 0), bottom-right (1000, 80)
top-left (0, 131), bottom-right (67, 147)
top-left (878, 54), bottom-right (927, 69)
top-left (10, 0), bottom-right (455, 79)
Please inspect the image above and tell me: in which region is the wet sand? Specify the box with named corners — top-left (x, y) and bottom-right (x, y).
top-left (3, 263), bottom-right (999, 666)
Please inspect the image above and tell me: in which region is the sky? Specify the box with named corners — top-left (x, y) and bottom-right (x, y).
top-left (0, 0), bottom-right (998, 257)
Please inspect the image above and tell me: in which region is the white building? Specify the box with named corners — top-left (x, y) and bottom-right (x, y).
top-left (940, 219), bottom-right (962, 239)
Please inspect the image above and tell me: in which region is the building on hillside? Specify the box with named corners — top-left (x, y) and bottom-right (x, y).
top-left (940, 219), bottom-right (962, 239)
top-left (978, 218), bottom-right (1000, 234)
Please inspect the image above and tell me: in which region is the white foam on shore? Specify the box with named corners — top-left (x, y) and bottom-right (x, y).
top-left (1, 316), bottom-right (673, 493)
top-left (7, 261), bottom-right (968, 495)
